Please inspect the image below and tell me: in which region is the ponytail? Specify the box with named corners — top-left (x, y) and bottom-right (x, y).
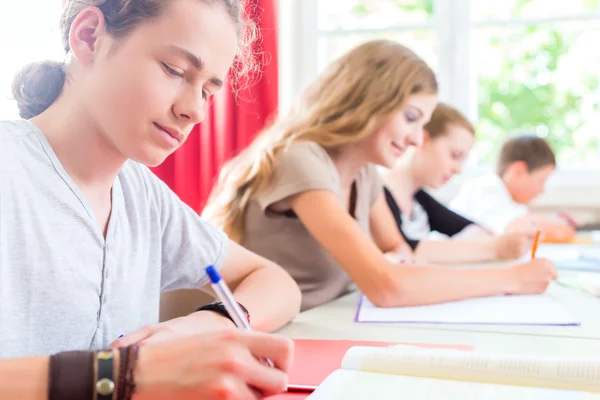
top-left (11, 61), bottom-right (66, 119)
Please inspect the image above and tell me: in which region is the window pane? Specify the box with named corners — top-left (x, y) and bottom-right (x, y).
top-left (472, 0), bottom-right (600, 22)
top-left (318, 30), bottom-right (437, 73)
top-left (0, 0), bottom-right (64, 120)
top-left (319, 0), bottom-right (434, 31)
top-left (474, 22), bottom-right (600, 165)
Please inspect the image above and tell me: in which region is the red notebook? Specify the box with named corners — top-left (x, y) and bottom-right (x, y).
top-left (268, 338), bottom-right (473, 399)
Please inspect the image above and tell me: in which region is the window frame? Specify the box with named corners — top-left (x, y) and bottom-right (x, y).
top-left (278, 0), bottom-right (600, 204)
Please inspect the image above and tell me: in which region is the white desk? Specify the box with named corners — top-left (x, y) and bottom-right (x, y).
top-left (278, 244), bottom-right (600, 358)
top-left (277, 285), bottom-right (600, 358)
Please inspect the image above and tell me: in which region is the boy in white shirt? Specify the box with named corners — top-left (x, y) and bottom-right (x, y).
top-left (451, 135), bottom-right (576, 240)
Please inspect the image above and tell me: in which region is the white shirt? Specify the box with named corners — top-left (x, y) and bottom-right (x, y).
top-left (0, 120), bottom-right (228, 357)
top-left (401, 199), bottom-right (431, 241)
top-left (450, 172), bottom-right (528, 234)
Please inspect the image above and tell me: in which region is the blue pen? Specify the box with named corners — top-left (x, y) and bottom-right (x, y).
top-left (205, 266), bottom-right (274, 368)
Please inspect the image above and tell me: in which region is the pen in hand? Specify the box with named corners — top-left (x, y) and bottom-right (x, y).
top-left (531, 230), bottom-right (541, 259)
top-left (205, 266), bottom-right (275, 368)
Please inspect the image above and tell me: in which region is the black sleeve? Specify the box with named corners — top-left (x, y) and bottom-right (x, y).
top-left (384, 187), bottom-right (420, 250)
top-left (415, 190), bottom-right (475, 237)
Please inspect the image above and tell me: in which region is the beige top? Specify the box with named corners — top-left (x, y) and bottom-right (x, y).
top-left (242, 141), bottom-right (382, 311)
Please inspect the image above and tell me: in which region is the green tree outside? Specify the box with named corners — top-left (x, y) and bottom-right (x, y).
top-left (341, 0), bottom-right (600, 164)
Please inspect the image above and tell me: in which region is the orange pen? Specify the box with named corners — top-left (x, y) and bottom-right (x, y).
top-left (531, 230), bottom-right (541, 259)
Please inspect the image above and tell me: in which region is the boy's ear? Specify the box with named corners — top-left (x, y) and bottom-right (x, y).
top-left (69, 7), bottom-right (107, 66)
top-left (505, 160), bottom-right (529, 179)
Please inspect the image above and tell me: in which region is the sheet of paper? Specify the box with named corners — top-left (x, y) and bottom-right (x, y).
top-left (522, 245), bottom-right (600, 264)
top-left (528, 245), bottom-right (586, 262)
top-left (341, 346), bottom-right (600, 393)
top-left (555, 259), bottom-right (600, 272)
top-left (307, 370), bottom-right (600, 400)
top-left (519, 244), bottom-right (600, 271)
top-left (356, 294), bottom-right (579, 326)
top-left (577, 273), bottom-right (600, 296)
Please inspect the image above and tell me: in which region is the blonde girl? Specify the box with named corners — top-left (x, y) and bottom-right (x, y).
top-left (204, 40), bottom-right (557, 311)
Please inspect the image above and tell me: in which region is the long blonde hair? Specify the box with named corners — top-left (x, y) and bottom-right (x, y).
top-left (202, 40), bottom-right (438, 242)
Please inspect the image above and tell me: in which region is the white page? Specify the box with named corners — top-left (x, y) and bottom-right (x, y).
top-left (524, 245), bottom-right (585, 262)
top-left (356, 294), bottom-right (578, 325)
top-left (577, 273), bottom-right (600, 296)
top-left (341, 346), bottom-right (600, 393)
top-left (307, 370), bottom-right (600, 400)
top-left (520, 245), bottom-right (600, 263)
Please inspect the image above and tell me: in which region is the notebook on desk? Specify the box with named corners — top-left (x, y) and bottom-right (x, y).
top-left (522, 244), bottom-right (600, 272)
top-left (267, 339), bottom-right (472, 400)
top-left (355, 294), bottom-right (580, 326)
top-left (307, 345), bottom-right (600, 399)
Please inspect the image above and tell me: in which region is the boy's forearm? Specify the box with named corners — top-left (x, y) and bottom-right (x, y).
top-left (510, 213), bottom-right (574, 239)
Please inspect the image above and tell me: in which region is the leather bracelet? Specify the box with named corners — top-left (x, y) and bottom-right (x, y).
top-left (48, 350), bottom-right (94, 400)
top-left (195, 301), bottom-right (251, 324)
top-left (121, 345), bottom-right (139, 400)
top-left (95, 350), bottom-right (116, 400)
top-left (117, 347), bottom-right (129, 400)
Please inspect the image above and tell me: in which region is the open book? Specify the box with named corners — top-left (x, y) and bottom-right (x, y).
top-left (307, 345), bottom-right (600, 399)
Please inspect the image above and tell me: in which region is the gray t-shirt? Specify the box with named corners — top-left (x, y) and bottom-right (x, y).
top-left (0, 120), bottom-right (228, 358)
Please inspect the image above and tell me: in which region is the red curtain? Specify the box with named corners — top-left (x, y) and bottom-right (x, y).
top-left (151, 0), bottom-right (279, 212)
